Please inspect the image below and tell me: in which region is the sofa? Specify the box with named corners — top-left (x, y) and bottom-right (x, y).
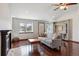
top-left (38, 35), bottom-right (62, 50)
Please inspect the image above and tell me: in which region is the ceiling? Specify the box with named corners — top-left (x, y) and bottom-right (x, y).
top-left (9, 3), bottom-right (79, 21)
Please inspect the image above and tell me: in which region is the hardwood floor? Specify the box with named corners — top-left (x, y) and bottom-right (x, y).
top-left (10, 40), bottom-right (79, 56)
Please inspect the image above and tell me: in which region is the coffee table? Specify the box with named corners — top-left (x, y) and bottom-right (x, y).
top-left (28, 39), bottom-right (40, 52)
top-left (28, 39), bottom-right (40, 44)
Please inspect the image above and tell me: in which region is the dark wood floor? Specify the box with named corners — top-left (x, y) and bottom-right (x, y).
top-left (11, 40), bottom-right (79, 56)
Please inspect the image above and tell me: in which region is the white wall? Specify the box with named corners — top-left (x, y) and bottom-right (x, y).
top-left (0, 4), bottom-right (12, 30)
top-left (53, 7), bottom-right (79, 42)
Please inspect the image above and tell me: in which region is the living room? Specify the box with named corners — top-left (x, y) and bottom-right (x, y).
top-left (0, 3), bottom-right (79, 56)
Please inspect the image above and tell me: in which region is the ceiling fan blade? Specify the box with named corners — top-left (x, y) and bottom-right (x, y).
top-left (52, 3), bottom-right (65, 6)
top-left (66, 3), bottom-right (77, 5)
top-left (54, 6), bottom-right (60, 11)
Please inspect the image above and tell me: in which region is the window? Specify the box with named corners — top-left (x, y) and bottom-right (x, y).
top-left (26, 23), bottom-right (33, 32)
top-left (20, 22), bottom-right (33, 33)
top-left (20, 23), bottom-right (25, 33)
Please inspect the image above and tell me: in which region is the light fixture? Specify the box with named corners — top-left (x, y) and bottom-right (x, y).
top-left (60, 6), bottom-right (66, 9)
top-left (59, 3), bottom-right (68, 10)
top-left (51, 3), bottom-right (77, 11)
top-left (60, 5), bottom-right (68, 10)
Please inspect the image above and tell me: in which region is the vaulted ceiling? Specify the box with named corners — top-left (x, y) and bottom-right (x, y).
top-left (9, 3), bottom-right (79, 21)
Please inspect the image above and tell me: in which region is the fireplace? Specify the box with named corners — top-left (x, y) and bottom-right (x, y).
top-left (0, 30), bottom-right (11, 56)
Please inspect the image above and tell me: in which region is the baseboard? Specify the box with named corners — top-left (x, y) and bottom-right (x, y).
top-left (63, 40), bottom-right (79, 44)
top-left (12, 39), bottom-right (28, 43)
top-left (19, 39), bottom-right (28, 41)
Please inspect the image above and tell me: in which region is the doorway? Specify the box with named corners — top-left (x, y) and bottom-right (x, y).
top-left (38, 22), bottom-right (45, 36)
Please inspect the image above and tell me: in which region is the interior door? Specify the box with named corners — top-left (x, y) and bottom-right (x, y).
top-left (38, 23), bottom-right (45, 36)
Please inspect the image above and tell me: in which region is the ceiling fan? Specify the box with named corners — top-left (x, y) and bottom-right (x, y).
top-left (51, 3), bottom-right (77, 11)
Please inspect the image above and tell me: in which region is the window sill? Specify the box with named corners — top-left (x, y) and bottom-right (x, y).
top-left (19, 32), bottom-right (33, 34)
